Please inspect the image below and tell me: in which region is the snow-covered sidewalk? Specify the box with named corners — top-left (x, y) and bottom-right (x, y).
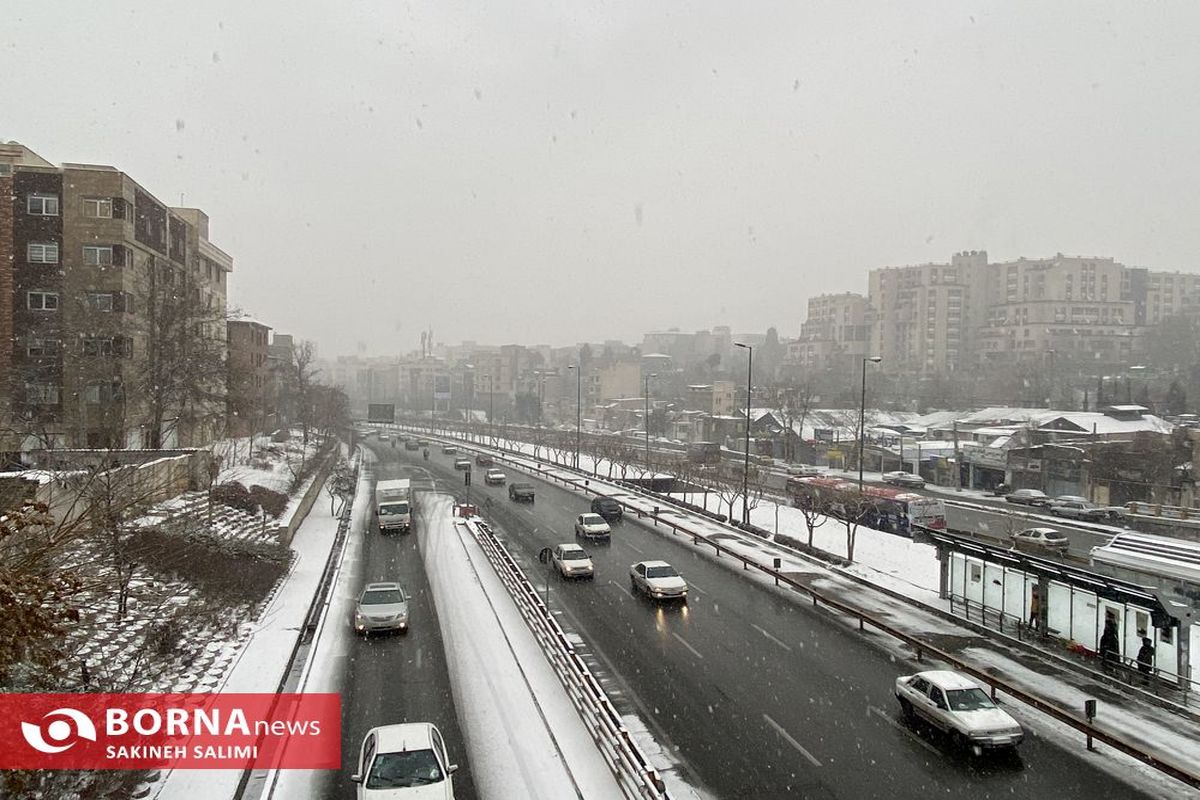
top-left (154, 470), bottom-right (349, 800)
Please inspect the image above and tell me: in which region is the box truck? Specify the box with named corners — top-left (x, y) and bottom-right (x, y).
top-left (375, 478), bottom-right (412, 533)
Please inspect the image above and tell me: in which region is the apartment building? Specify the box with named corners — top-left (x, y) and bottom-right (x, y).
top-left (227, 320), bottom-right (274, 437)
top-left (799, 250), bottom-right (1199, 378)
top-left (789, 292), bottom-right (871, 372)
top-left (1, 142), bottom-right (232, 454)
top-left (976, 254), bottom-right (1136, 365)
top-left (868, 251), bottom-right (986, 374)
top-left (684, 381), bottom-right (736, 416)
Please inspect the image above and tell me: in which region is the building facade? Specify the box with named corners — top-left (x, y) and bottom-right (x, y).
top-left (1, 142), bottom-right (232, 457)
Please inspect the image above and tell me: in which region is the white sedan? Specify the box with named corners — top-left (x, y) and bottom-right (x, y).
top-left (352, 722), bottom-right (459, 797)
top-left (483, 468), bottom-right (506, 485)
top-left (551, 543), bottom-right (594, 579)
top-left (574, 513), bottom-right (611, 541)
top-left (894, 670), bottom-right (1023, 753)
top-left (629, 560), bottom-right (688, 602)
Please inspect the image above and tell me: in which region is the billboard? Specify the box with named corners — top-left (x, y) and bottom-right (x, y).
top-left (367, 404), bottom-right (395, 423)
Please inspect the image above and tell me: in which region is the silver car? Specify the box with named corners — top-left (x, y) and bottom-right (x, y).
top-left (895, 670), bottom-right (1023, 752)
top-left (353, 582), bottom-right (410, 635)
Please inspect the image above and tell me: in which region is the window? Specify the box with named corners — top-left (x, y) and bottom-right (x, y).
top-left (82, 197), bottom-right (113, 218)
top-left (27, 194), bottom-right (59, 216)
top-left (27, 291), bottom-right (59, 311)
top-left (86, 292), bottom-right (115, 312)
top-left (82, 336), bottom-right (131, 357)
top-left (27, 242), bottom-right (59, 263)
top-left (27, 338), bottom-right (60, 357)
top-left (83, 245), bottom-right (114, 266)
top-left (25, 383), bottom-right (60, 404)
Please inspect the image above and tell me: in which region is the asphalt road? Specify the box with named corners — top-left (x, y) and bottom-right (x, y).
top-left (406, 441), bottom-right (1158, 800)
top-left (315, 442), bottom-right (478, 800)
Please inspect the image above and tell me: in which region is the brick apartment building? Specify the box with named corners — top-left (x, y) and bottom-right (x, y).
top-left (226, 319), bottom-right (274, 437)
top-left (0, 142), bottom-right (233, 458)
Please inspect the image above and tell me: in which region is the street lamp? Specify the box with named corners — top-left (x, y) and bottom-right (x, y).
top-left (567, 364), bottom-right (581, 470)
top-left (644, 372), bottom-right (657, 474)
top-left (858, 355), bottom-right (883, 492)
top-left (463, 363), bottom-right (475, 442)
top-left (734, 342), bottom-right (753, 525)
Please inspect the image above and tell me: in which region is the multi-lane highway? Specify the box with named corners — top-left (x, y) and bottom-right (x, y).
top-left (395, 439), bottom-right (1159, 800)
top-left (314, 447), bottom-right (478, 800)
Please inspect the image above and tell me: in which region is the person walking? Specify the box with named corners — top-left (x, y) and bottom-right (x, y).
top-left (1137, 637), bottom-right (1156, 685)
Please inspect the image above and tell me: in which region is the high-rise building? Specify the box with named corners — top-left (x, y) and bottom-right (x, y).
top-left (800, 250), bottom-right (1198, 377)
top-left (1, 142), bottom-right (232, 455)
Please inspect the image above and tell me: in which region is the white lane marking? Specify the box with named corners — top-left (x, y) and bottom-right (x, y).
top-left (624, 541), bottom-right (645, 555)
top-left (671, 632), bottom-right (704, 660)
top-left (751, 623), bottom-right (792, 652)
top-left (763, 714), bottom-right (822, 768)
top-left (868, 705), bottom-right (941, 756)
top-left (606, 580), bottom-right (631, 599)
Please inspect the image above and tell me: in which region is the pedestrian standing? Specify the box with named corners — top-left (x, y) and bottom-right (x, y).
top-left (1137, 637), bottom-right (1156, 685)
top-left (1099, 619), bottom-right (1120, 672)
top-left (1029, 589), bottom-right (1041, 632)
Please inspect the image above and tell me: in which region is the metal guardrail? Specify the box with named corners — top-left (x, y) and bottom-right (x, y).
top-left (458, 515), bottom-right (669, 800)
top-left (395, 423), bottom-right (1200, 791)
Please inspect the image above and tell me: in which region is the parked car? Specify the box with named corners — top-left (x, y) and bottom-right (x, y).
top-left (441, 445), bottom-right (457, 455)
top-left (352, 582), bottom-right (409, 635)
top-left (988, 483), bottom-right (1012, 497)
top-left (1049, 495), bottom-right (1126, 521)
top-left (590, 496), bottom-right (623, 522)
top-left (508, 482), bottom-right (535, 502)
top-left (882, 470), bottom-right (926, 489)
top-left (1004, 488), bottom-right (1050, 507)
top-left (787, 464), bottom-right (825, 477)
top-left (574, 513), bottom-right (611, 541)
top-left (475, 453), bottom-right (494, 466)
top-left (404, 439), bottom-right (420, 451)
top-left (453, 459), bottom-right (471, 471)
top-left (1048, 499), bottom-right (1109, 521)
top-left (894, 670), bottom-right (1023, 752)
top-left (484, 468), bottom-right (506, 485)
top-left (629, 560), bottom-right (688, 602)
top-left (551, 543), bottom-right (594, 579)
top-left (352, 722), bottom-right (458, 797)
top-left (1012, 527), bottom-right (1070, 554)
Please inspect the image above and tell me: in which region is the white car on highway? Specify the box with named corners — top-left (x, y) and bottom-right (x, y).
top-left (629, 560), bottom-right (688, 602)
top-left (483, 468), bottom-right (506, 485)
top-left (352, 722), bottom-right (458, 798)
top-left (894, 670), bottom-right (1023, 753)
top-left (574, 513), bottom-right (611, 541)
top-left (551, 543), bottom-right (594, 579)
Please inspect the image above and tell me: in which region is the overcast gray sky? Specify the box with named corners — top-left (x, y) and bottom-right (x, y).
top-left (5, 2), bottom-right (1199, 356)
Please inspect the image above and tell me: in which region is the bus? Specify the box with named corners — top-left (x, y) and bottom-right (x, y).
top-left (786, 476), bottom-right (946, 537)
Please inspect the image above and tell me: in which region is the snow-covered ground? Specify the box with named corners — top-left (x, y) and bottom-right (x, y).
top-left (154, 469), bottom-right (346, 800)
top-left (213, 431), bottom-right (327, 494)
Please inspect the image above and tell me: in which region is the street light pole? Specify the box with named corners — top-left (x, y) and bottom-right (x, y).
top-left (568, 364), bottom-right (581, 469)
top-left (859, 356), bottom-right (882, 492)
top-left (735, 342), bottom-right (753, 525)
top-left (644, 372), bottom-right (657, 474)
